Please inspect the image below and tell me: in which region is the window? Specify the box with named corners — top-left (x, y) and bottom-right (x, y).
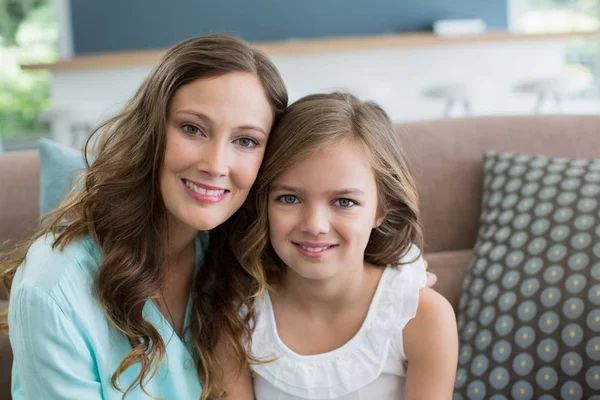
top-left (0, 0), bottom-right (58, 150)
top-left (522, 0), bottom-right (598, 33)
top-left (518, 0), bottom-right (599, 97)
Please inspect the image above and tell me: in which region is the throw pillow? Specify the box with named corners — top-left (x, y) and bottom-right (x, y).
top-left (38, 138), bottom-right (86, 216)
top-left (453, 151), bottom-right (600, 400)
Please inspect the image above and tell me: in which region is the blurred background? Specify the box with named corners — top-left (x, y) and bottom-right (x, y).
top-left (1, 0), bottom-right (599, 151)
top-left (1, 0), bottom-right (57, 150)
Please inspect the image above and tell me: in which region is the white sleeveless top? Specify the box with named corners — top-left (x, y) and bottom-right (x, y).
top-left (249, 246), bottom-right (427, 400)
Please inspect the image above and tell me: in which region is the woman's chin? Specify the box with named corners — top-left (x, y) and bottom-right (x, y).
top-left (186, 213), bottom-right (232, 232)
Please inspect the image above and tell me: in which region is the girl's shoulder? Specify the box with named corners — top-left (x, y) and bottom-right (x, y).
top-left (372, 243), bottom-right (428, 324)
top-left (383, 243), bottom-right (427, 286)
top-left (372, 244), bottom-right (429, 335)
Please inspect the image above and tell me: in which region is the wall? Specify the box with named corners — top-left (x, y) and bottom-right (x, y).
top-left (70, 0), bottom-right (507, 54)
top-left (49, 38), bottom-right (578, 146)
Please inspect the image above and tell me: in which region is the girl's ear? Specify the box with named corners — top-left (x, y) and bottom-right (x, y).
top-left (373, 213), bottom-right (386, 229)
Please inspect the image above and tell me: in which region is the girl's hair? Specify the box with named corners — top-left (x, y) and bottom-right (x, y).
top-left (0, 34), bottom-right (287, 399)
top-left (236, 92), bottom-right (423, 286)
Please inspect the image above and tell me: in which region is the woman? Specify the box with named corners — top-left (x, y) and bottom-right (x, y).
top-left (1, 34), bottom-right (287, 400)
top-left (2, 34), bottom-right (436, 400)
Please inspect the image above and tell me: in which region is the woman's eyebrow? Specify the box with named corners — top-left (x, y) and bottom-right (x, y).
top-left (174, 110), bottom-right (266, 136)
top-left (175, 110), bottom-right (213, 123)
top-left (235, 125), bottom-right (268, 137)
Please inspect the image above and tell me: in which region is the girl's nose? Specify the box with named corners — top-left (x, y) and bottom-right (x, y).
top-left (300, 206), bottom-right (330, 236)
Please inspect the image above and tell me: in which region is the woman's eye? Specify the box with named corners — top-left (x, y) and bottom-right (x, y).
top-left (182, 124), bottom-right (201, 135)
top-left (335, 198), bottom-right (356, 208)
top-left (279, 195), bottom-right (298, 204)
top-left (236, 137), bottom-right (259, 149)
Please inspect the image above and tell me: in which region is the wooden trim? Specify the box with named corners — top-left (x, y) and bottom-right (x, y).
top-left (22, 30), bottom-right (598, 71)
top-left (257, 30), bottom-right (598, 54)
top-left (22, 49), bottom-right (166, 70)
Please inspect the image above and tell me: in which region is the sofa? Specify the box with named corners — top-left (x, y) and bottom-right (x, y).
top-left (0, 114), bottom-right (599, 399)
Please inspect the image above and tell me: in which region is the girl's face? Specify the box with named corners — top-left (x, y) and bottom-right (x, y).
top-left (268, 139), bottom-right (384, 281)
top-left (161, 72), bottom-right (274, 233)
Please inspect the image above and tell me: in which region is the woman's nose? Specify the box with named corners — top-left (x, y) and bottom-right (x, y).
top-left (197, 140), bottom-right (228, 177)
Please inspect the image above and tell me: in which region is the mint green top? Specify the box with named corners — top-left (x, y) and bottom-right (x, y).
top-left (8, 232), bottom-right (210, 399)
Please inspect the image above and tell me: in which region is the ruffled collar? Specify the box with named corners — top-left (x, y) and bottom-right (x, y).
top-left (250, 257), bottom-right (426, 399)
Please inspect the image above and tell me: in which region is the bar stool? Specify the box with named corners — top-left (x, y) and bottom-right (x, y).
top-left (514, 69), bottom-right (593, 114)
top-left (39, 107), bottom-right (96, 147)
top-left (422, 83), bottom-right (474, 118)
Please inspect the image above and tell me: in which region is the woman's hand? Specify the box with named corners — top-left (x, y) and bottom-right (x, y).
top-left (424, 260), bottom-right (437, 288)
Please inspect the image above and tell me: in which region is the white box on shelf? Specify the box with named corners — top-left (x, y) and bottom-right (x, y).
top-left (433, 19), bottom-right (487, 37)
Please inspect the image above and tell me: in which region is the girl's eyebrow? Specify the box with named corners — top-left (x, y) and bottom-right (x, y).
top-left (328, 189), bottom-right (365, 197)
top-left (270, 184), bottom-right (300, 193)
top-left (270, 185), bottom-right (365, 197)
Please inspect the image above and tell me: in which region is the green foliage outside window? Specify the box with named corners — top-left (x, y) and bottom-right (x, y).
top-left (0, 0), bottom-right (57, 138)
top-left (525, 0), bottom-right (599, 97)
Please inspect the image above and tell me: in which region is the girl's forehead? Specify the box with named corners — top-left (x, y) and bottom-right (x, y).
top-left (272, 140), bottom-right (376, 189)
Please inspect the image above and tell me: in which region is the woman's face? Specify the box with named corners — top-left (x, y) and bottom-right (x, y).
top-left (160, 72), bottom-right (274, 233)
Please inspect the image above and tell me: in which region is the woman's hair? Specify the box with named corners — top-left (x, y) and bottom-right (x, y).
top-left (236, 92), bottom-right (424, 286)
top-left (0, 34), bottom-right (287, 399)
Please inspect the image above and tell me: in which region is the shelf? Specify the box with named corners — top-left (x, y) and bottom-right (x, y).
top-left (22, 30), bottom-right (598, 71)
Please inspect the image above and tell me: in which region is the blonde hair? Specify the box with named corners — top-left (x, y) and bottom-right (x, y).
top-left (236, 92), bottom-right (423, 284)
top-left (1, 34), bottom-right (287, 399)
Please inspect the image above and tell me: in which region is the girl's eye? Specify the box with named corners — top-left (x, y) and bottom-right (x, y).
top-left (182, 124), bottom-right (202, 135)
top-left (279, 195), bottom-right (299, 204)
top-left (335, 198), bottom-right (356, 208)
top-left (236, 137), bottom-right (259, 149)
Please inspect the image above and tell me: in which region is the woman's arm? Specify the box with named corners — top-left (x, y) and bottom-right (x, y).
top-left (9, 285), bottom-right (103, 399)
top-left (403, 287), bottom-right (458, 400)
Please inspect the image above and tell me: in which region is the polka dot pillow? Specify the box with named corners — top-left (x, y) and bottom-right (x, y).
top-left (453, 151), bottom-right (600, 400)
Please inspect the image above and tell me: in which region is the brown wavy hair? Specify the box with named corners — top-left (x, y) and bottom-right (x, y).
top-left (0, 34), bottom-right (287, 399)
top-left (235, 92), bottom-right (424, 288)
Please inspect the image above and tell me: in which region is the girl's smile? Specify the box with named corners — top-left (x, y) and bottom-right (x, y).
top-left (292, 241), bottom-right (339, 259)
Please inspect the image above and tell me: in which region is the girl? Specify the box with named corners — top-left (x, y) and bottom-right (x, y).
top-left (226, 93), bottom-right (458, 399)
top-left (1, 34), bottom-right (287, 400)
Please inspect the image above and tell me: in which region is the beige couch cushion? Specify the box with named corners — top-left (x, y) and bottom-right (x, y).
top-left (0, 151), bottom-right (40, 245)
top-left (425, 249), bottom-right (473, 310)
top-left (0, 151), bottom-right (40, 301)
top-left (398, 115), bottom-right (600, 254)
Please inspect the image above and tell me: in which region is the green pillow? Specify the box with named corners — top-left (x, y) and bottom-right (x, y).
top-left (454, 151), bottom-right (600, 400)
top-left (38, 138), bottom-right (86, 216)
